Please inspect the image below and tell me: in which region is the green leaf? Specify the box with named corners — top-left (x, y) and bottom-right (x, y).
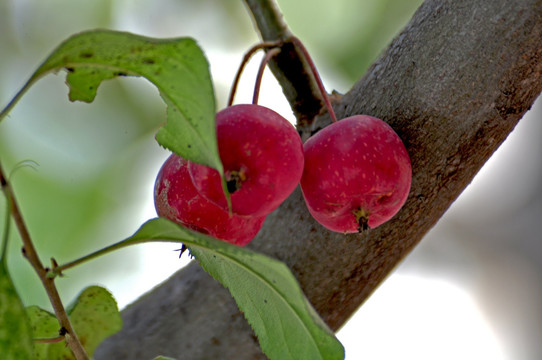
top-left (27, 285), bottom-right (122, 359)
top-left (61, 286), bottom-right (122, 357)
top-left (0, 262), bottom-right (34, 360)
top-left (124, 218), bottom-right (345, 360)
top-left (0, 29), bottom-right (222, 173)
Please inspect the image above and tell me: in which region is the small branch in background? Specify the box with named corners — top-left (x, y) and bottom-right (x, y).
top-left (243, 0), bottom-right (330, 127)
top-left (0, 161), bottom-right (89, 360)
top-left (243, 0), bottom-right (290, 40)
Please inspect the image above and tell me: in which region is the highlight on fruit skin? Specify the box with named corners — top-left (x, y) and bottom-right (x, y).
top-left (154, 154), bottom-right (266, 246)
top-left (188, 104), bottom-right (305, 217)
top-left (300, 115), bottom-right (412, 233)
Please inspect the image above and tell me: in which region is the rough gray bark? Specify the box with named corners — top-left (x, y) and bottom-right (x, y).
top-left (96, 0), bottom-right (542, 358)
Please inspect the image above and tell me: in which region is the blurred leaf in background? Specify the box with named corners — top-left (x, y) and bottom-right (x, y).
top-left (28, 285), bottom-right (121, 359)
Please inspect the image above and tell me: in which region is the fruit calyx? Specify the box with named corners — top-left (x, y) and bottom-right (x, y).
top-left (188, 104), bottom-right (304, 217)
top-left (353, 208), bottom-right (370, 233)
top-left (225, 166), bottom-right (248, 194)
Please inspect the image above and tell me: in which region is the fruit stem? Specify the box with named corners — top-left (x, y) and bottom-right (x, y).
top-left (229, 37), bottom-right (337, 124)
top-left (228, 41), bottom-right (282, 107)
top-left (252, 47), bottom-right (281, 105)
top-left (289, 36), bottom-right (338, 123)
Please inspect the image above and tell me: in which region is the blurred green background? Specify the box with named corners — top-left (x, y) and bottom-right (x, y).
top-left (1, 1), bottom-right (541, 359)
top-left (0, 0), bottom-right (421, 310)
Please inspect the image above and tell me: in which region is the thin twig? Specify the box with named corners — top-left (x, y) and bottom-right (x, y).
top-left (1, 186), bottom-right (10, 263)
top-left (0, 161), bottom-right (89, 360)
top-left (34, 335), bottom-right (66, 344)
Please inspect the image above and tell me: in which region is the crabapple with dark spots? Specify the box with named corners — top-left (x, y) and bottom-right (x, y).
top-left (154, 154), bottom-right (265, 246)
top-left (300, 115), bottom-right (411, 233)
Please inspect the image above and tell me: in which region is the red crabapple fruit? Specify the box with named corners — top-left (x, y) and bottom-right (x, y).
top-left (189, 104), bottom-right (304, 216)
top-left (300, 115), bottom-right (411, 233)
top-left (154, 154), bottom-right (265, 246)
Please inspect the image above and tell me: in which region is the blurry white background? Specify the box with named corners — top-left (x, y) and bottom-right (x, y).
top-left (1, 0), bottom-right (541, 359)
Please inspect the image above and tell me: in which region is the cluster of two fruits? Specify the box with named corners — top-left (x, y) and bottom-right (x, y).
top-left (154, 104), bottom-right (412, 246)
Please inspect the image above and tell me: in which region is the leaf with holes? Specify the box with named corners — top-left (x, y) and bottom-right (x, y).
top-left (0, 29), bottom-right (222, 175)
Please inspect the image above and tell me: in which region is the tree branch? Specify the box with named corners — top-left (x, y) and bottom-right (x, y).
top-left (0, 163), bottom-right (89, 359)
top-left (96, 0), bottom-right (542, 358)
